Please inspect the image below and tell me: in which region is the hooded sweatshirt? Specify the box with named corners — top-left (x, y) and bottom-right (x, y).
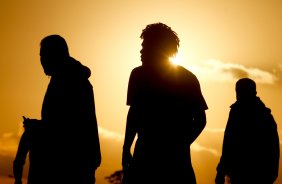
top-left (217, 97), bottom-right (279, 183)
top-left (40, 57), bottom-right (101, 183)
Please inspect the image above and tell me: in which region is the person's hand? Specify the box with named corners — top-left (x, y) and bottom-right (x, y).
top-left (14, 179), bottom-right (22, 184)
top-left (122, 150), bottom-right (132, 169)
top-left (122, 150), bottom-right (132, 184)
top-left (215, 172), bottom-right (225, 184)
top-left (22, 116), bottom-right (41, 130)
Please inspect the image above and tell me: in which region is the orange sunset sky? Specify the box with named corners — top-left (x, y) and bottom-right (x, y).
top-left (0, 0), bottom-right (281, 183)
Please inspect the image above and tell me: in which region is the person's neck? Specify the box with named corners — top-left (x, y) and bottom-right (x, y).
top-left (142, 58), bottom-right (170, 67)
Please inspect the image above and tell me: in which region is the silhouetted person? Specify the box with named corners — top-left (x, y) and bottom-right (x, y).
top-left (13, 117), bottom-right (45, 184)
top-left (216, 78), bottom-right (280, 184)
top-left (13, 35), bottom-right (101, 184)
top-left (122, 23), bottom-right (208, 184)
top-left (40, 35), bottom-right (101, 184)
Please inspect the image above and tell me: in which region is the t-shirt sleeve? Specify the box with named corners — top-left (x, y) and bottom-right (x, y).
top-left (126, 69), bottom-right (138, 106)
top-left (190, 75), bottom-right (208, 111)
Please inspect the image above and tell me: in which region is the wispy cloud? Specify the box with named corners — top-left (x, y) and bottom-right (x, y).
top-left (0, 124), bottom-right (23, 156)
top-left (0, 125), bottom-right (125, 157)
top-left (0, 125), bottom-right (229, 158)
top-left (0, 125), bottom-right (126, 158)
top-left (188, 60), bottom-right (278, 84)
top-left (98, 126), bottom-right (220, 156)
top-left (191, 142), bottom-right (220, 156)
top-left (98, 126), bottom-right (124, 142)
top-left (0, 133), bottom-right (19, 156)
top-left (204, 127), bottom-right (225, 133)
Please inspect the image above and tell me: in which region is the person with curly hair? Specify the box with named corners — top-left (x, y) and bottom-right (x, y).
top-left (122, 23), bottom-right (208, 184)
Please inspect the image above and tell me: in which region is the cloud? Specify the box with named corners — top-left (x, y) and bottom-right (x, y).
top-left (0, 133), bottom-right (20, 156)
top-left (98, 126), bottom-right (124, 142)
top-left (0, 123), bottom-right (23, 156)
top-left (191, 128), bottom-right (223, 157)
top-left (98, 126), bottom-right (220, 157)
top-left (0, 125), bottom-right (226, 158)
top-left (204, 128), bottom-right (225, 133)
top-left (191, 142), bottom-right (220, 156)
top-left (0, 125), bottom-right (125, 157)
top-left (188, 60), bottom-right (278, 84)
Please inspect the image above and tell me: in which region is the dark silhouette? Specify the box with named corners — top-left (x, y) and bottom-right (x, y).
top-left (122, 23), bottom-right (208, 184)
top-left (14, 35), bottom-right (101, 184)
top-left (215, 78), bottom-right (280, 184)
top-left (13, 117), bottom-right (45, 184)
top-left (41, 35), bottom-right (101, 184)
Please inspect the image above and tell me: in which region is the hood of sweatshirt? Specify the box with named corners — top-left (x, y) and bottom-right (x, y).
top-left (59, 57), bottom-right (91, 80)
top-left (230, 96), bottom-right (271, 114)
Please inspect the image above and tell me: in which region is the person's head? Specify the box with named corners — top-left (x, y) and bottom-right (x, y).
top-left (140, 23), bottom-right (179, 66)
top-left (235, 78), bottom-right (257, 101)
top-left (40, 35), bottom-right (69, 76)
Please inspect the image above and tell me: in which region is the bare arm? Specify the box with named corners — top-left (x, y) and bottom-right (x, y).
top-left (188, 109), bottom-right (206, 145)
top-left (122, 106), bottom-right (138, 168)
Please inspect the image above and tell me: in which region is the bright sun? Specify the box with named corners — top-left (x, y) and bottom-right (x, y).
top-left (169, 53), bottom-right (184, 66)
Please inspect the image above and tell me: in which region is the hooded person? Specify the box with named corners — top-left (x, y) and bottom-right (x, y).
top-left (14, 35), bottom-right (101, 184)
top-left (40, 35), bottom-right (101, 184)
top-left (215, 78), bottom-right (280, 184)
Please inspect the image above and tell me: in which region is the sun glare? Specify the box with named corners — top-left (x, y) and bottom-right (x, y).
top-left (169, 53), bottom-right (185, 66)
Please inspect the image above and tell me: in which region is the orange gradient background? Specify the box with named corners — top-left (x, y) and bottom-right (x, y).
top-left (0, 0), bottom-right (281, 183)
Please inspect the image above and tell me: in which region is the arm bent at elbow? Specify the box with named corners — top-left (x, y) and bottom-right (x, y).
top-left (188, 109), bottom-right (206, 144)
top-left (122, 106), bottom-right (138, 168)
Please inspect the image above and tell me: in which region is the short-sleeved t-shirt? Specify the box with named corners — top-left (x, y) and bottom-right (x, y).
top-left (127, 65), bottom-right (207, 141)
top-left (127, 65), bottom-right (207, 110)
top-left (126, 65), bottom-right (208, 183)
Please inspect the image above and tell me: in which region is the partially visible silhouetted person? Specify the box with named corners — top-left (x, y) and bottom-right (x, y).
top-left (122, 23), bottom-right (208, 184)
top-left (216, 78), bottom-right (280, 184)
top-left (13, 117), bottom-right (45, 184)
